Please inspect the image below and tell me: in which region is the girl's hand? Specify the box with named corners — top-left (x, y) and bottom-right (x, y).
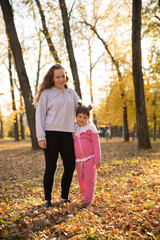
top-left (94, 161), bottom-right (101, 169)
top-left (38, 140), bottom-right (47, 149)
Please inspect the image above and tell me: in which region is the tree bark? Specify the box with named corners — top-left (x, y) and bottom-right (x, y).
top-left (132, 0), bottom-right (151, 149)
top-left (0, 120), bottom-right (3, 138)
top-left (8, 46), bottom-right (19, 141)
top-left (19, 94), bottom-right (25, 140)
top-left (88, 39), bottom-right (97, 125)
top-left (0, 106), bottom-right (3, 138)
top-left (132, 123), bottom-right (136, 141)
top-left (13, 80), bottom-right (25, 140)
top-left (59, 0), bottom-right (82, 98)
top-left (35, 0), bottom-right (61, 63)
top-left (153, 111), bottom-right (156, 141)
top-left (0, 0), bottom-right (39, 149)
top-left (35, 35), bottom-right (42, 93)
top-left (123, 106), bottom-right (129, 141)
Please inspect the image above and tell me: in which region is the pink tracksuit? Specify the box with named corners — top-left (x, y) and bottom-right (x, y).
top-left (73, 123), bottom-right (101, 204)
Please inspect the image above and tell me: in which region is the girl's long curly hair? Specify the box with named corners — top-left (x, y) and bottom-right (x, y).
top-left (33, 64), bottom-right (68, 107)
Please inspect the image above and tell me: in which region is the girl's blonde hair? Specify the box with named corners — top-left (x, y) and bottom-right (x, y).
top-left (33, 64), bottom-right (68, 107)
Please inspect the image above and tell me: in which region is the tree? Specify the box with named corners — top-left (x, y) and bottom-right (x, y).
top-left (74, 0), bottom-right (132, 141)
top-left (59, 0), bottom-right (82, 98)
top-left (19, 93), bottom-right (25, 139)
top-left (142, 0), bottom-right (160, 38)
top-left (96, 71), bottom-right (136, 137)
top-left (0, 96), bottom-right (3, 138)
top-left (78, 25), bottom-right (105, 125)
top-left (35, 30), bottom-right (43, 93)
top-left (34, 0), bottom-right (61, 64)
top-left (0, 0), bottom-right (39, 149)
top-left (83, 21), bottom-right (130, 141)
top-left (87, 38), bottom-right (104, 126)
top-left (14, 79), bottom-right (26, 140)
top-left (142, 0), bottom-right (160, 140)
top-left (132, 0), bottom-right (151, 149)
top-left (8, 45), bottom-right (19, 141)
top-left (144, 68), bottom-right (160, 141)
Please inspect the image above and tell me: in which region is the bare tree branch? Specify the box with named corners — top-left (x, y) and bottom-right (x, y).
top-left (91, 52), bottom-right (105, 70)
top-left (80, 21), bottom-right (122, 80)
top-left (155, 15), bottom-right (160, 21)
top-left (68, 0), bottom-right (76, 20)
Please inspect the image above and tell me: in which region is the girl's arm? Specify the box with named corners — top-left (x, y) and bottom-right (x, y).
top-left (90, 130), bottom-right (101, 163)
top-left (36, 90), bottom-right (47, 142)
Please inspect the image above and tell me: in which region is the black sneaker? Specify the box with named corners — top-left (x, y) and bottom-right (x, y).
top-left (44, 201), bottom-right (53, 208)
top-left (61, 199), bottom-right (71, 203)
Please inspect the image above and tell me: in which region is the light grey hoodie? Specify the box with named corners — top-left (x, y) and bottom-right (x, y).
top-left (36, 87), bottom-right (79, 142)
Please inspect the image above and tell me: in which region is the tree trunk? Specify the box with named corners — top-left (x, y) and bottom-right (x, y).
top-left (8, 46), bottom-right (19, 141)
top-left (19, 94), bottom-right (25, 140)
top-left (35, 36), bottom-right (42, 93)
top-left (13, 79), bottom-right (25, 140)
top-left (0, 120), bottom-right (3, 138)
top-left (123, 106), bottom-right (129, 141)
top-left (88, 39), bottom-right (97, 125)
top-left (0, 0), bottom-right (39, 149)
top-left (0, 107), bottom-right (3, 138)
top-left (153, 111), bottom-right (156, 141)
top-left (35, 0), bottom-right (61, 64)
top-left (132, 0), bottom-right (151, 149)
top-left (115, 126), bottom-right (118, 137)
top-left (132, 123), bottom-right (136, 141)
top-left (59, 0), bottom-right (82, 98)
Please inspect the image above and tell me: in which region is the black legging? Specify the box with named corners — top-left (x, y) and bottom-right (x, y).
top-left (44, 131), bottom-right (75, 201)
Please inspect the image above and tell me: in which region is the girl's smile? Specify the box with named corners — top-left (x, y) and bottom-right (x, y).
top-left (76, 113), bottom-right (89, 127)
top-left (53, 69), bottom-right (66, 90)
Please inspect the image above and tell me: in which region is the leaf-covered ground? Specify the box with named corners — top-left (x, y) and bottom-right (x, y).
top-left (0, 138), bottom-right (160, 240)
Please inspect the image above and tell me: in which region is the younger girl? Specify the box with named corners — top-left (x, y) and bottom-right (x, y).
top-left (73, 103), bottom-right (101, 208)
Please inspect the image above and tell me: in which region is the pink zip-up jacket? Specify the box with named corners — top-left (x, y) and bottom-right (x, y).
top-left (73, 123), bottom-right (101, 162)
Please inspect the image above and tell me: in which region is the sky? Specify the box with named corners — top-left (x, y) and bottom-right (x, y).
top-left (0, 0), bottom-right (153, 118)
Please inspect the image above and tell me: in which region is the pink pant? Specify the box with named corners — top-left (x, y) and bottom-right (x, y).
top-left (76, 157), bottom-right (97, 204)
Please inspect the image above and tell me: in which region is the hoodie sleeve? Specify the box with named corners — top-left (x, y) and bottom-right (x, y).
top-left (35, 90), bottom-right (47, 142)
top-left (90, 124), bottom-right (101, 162)
top-left (73, 90), bottom-right (81, 112)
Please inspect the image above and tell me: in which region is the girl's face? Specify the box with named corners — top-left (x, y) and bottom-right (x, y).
top-left (76, 113), bottom-right (89, 127)
top-left (53, 68), bottom-right (66, 90)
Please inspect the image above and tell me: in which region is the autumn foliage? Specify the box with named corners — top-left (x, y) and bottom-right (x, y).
top-left (0, 139), bottom-right (160, 239)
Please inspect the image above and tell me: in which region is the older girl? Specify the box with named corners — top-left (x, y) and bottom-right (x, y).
top-left (34, 64), bottom-right (79, 208)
